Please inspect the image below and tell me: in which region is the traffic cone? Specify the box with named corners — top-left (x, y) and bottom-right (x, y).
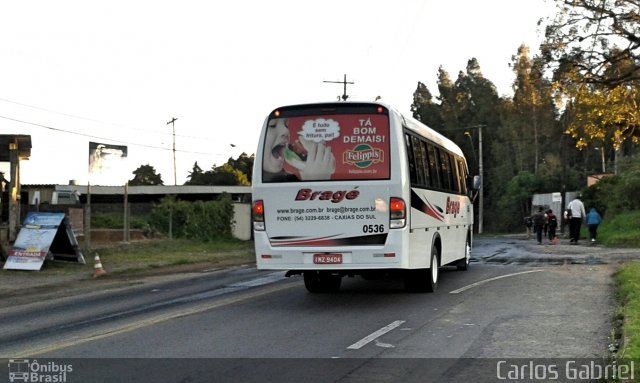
top-left (93, 254), bottom-right (107, 278)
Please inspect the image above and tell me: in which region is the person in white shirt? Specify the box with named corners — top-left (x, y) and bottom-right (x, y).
top-left (566, 195), bottom-right (586, 244)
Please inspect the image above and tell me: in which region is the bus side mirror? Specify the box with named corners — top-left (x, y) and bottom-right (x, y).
top-left (469, 175), bottom-right (481, 202)
top-left (472, 175), bottom-right (481, 191)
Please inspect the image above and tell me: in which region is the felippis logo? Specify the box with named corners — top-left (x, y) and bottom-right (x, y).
top-left (343, 144), bottom-right (384, 168)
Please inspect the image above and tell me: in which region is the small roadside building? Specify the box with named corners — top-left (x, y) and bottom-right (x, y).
top-left (0, 134), bottom-right (32, 248)
top-left (20, 184), bottom-right (253, 241)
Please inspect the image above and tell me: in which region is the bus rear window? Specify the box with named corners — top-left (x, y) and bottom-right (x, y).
top-left (262, 113), bottom-right (390, 182)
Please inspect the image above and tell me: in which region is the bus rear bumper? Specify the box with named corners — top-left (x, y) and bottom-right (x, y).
top-left (254, 245), bottom-right (407, 271)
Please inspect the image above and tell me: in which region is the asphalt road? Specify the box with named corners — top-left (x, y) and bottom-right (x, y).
top-left (1, 236), bottom-right (637, 382)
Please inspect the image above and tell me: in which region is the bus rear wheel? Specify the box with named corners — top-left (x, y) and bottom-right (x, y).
top-left (404, 247), bottom-right (439, 293)
top-left (456, 238), bottom-right (471, 271)
top-left (303, 271), bottom-right (342, 293)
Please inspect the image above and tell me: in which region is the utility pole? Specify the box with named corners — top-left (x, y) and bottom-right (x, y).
top-left (324, 74), bottom-right (354, 101)
top-left (478, 125), bottom-right (484, 235)
top-left (167, 117), bottom-right (178, 185)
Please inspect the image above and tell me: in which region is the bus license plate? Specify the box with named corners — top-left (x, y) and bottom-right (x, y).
top-left (313, 254), bottom-right (342, 264)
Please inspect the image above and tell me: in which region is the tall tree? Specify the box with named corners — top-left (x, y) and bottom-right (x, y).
top-left (185, 162), bottom-right (206, 185)
top-left (432, 59), bottom-right (504, 231)
top-left (410, 81), bottom-right (442, 129)
top-left (129, 164), bottom-right (164, 186)
top-left (510, 45), bottom-right (559, 173)
top-left (563, 82), bottom-right (640, 173)
top-left (184, 156), bottom-right (251, 186)
top-left (542, 0), bottom-right (640, 87)
top-left (436, 66), bottom-right (459, 133)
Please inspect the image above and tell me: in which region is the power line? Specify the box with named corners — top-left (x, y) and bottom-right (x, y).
top-left (0, 96), bottom-right (214, 141)
top-left (0, 114), bottom-right (224, 156)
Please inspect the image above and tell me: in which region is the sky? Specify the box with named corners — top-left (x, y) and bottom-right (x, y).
top-left (0, 0), bottom-right (557, 186)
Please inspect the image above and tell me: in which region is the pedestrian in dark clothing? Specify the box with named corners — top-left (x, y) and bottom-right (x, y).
top-left (532, 207), bottom-right (546, 245)
top-left (546, 209), bottom-right (558, 243)
top-left (524, 216), bottom-right (533, 239)
top-left (585, 208), bottom-right (602, 244)
top-left (566, 195), bottom-right (586, 244)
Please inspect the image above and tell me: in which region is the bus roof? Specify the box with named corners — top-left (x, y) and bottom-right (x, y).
top-left (398, 112), bottom-right (466, 158)
top-left (374, 102), bottom-right (466, 158)
top-left (268, 101), bottom-right (466, 159)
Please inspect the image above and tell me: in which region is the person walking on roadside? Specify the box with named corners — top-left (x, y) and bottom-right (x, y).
top-left (566, 194), bottom-right (586, 244)
top-left (586, 207), bottom-right (602, 244)
top-left (532, 207), bottom-right (546, 245)
top-left (546, 209), bottom-right (558, 244)
top-left (524, 216), bottom-right (533, 239)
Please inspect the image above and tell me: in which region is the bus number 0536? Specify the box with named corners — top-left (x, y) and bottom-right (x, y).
top-left (363, 224), bottom-right (384, 233)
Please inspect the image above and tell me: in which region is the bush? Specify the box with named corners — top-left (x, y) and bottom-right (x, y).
top-left (582, 154), bottom-right (640, 217)
top-left (598, 210), bottom-right (640, 248)
top-left (91, 212), bottom-right (151, 230)
top-left (91, 212), bottom-right (122, 229)
top-left (149, 194), bottom-right (235, 241)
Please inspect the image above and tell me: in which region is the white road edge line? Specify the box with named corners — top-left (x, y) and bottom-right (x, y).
top-left (347, 320), bottom-right (406, 350)
top-left (449, 270), bottom-right (544, 294)
top-left (9, 282), bottom-right (296, 358)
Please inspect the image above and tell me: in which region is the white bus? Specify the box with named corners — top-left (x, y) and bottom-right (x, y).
top-left (252, 102), bottom-right (479, 293)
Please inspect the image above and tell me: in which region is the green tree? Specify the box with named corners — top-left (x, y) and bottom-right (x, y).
top-left (541, 1), bottom-right (640, 173)
top-left (509, 45), bottom-right (559, 174)
top-left (453, 59), bottom-right (503, 231)
top-left (542, 0), bottom-right (640, 87)
top-left (208, 163), bottom-right (250, 186)
top-left (129, 164), bottom-right (163, 186)
top-left (185, 163), bottom-right (250, 186)
top-left (225, 153), bottom-right (254, 183)
top-left (185, 154), bottom-right (253, 186)
top-left (185, 162), bottom-right (206, 185)
top-left (563, 83), bottom-right (640, 172)
top-left (410, 81), bottom-right (442, 129)
top-left (412, 59), bottom-right (505, 231)
top-left (497, 171), bottom-right (543, 230)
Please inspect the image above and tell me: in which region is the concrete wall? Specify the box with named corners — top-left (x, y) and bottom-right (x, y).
top-left (232, 203), bottom-right (251, 241)
top-left (532, 191), bottom-right (578, 222)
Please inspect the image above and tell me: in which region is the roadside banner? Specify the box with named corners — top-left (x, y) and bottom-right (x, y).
top-left (88, 141), bottom-right (128, 186)
top-left (3, 212), bottom-right (86, 271)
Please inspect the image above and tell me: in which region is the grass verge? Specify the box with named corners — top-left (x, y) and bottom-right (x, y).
top-left (597, 210), bottom-right (640, 248)
top-left (9, 238), bottom-right (256, 278)
top-left (616, 262), bottom-right (640, 359)
top-left (91, 238), bottom-right (256, 275)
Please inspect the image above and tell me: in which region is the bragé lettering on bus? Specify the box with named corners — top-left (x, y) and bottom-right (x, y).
top-left (262, 114), bottom-right (390, 182)
top-left (445, 197), bottom-right (461, 217)
top-left (294, 188), bottom-right (360, 203)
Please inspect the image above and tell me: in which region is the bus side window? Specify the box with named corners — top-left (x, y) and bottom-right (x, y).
top-left (426, 143), bottom-right (441, 190)
top-left (449, 153), bottom-right (461, 194)
top-left (411, 135), bottom-right (426, 186)
top-left (419, 140), bottom-right (431, 188)
top-left (438, 148), bottom-right (455, 192)
top-left (405, 134), bottom-right (417, 184)
top-left (457, 158), bottom-right (468, 195)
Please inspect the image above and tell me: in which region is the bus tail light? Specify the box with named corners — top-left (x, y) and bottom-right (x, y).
top-left (389, 197), bottom-right (406, 229)
top-left (253, 200), bottom-right (265, 231)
